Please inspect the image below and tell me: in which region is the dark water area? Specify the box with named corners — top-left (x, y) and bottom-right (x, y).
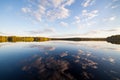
top-left (0, 41), bottom-right (120, 80)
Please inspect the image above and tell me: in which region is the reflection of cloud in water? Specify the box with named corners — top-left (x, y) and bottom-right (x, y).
top-left (21, 42), bottom-right (120, 80)
top-left (28, 44), bottom-right (55, 51)
top-left (81, 58), bottom-right (98, 69)
top-left (78, 49), bottom-right (84, 54)
top-left (104, 70), bottom-right (120, 80)
top-left (105, 47), bottom-right (120, 52)
top-left (102, 57), bottom-right (115, 63)
top-left (82, 72), bottom-right (93, 80)
top-left (74, 49), bottom-right (98, 70)
top-left (62, 41), bottom-right (120, 52)
top-left (60, 51), bottom-right (68, 57)
top-left (86, 51), bottom-right (92, 57)
top-left (22, 49), bottom-right (100, 80)
top-left (108, 57), bottom-right (115, 63)
top-left (22, 56), bottom-right (74, 80)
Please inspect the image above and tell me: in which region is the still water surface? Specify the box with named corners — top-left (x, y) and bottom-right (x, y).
top-left (0, 41), bottom-right (120, 80)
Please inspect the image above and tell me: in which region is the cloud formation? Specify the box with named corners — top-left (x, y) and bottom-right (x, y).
top-left (103, 16), bottom-right (116, 22)
top-left (0, 32), bottom-right (5, 35)
top-left (22, 0), bottom-right (74, 21)
top-left (82, 9), bottom-right (99, 20)
top-left (28, 28), bottom-right (56, 34)
top-left (60, 21), bottom-right (68, 27)
top-left (0, 32), bottom-right (9, 35)
top-left (81, 0), bottom-right (95, 7)
top-left (79, 28), bottom-right (120, 38)
top-left (109, 16), bottom-right (116, 21)
top-left (51, 28), bottom-right (120, 38)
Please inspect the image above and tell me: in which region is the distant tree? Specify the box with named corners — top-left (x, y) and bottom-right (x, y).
top-left (107, 35), bottom-right (120, 44)
top-left (0, 36), bottom-right (7, 42)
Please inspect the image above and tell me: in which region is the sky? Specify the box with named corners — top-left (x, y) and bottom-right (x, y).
top-left (0, 0), bottom-right (120, 38)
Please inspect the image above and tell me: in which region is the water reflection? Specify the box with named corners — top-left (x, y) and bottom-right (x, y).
top-left (0, 41), bottom-right (120, 80)
top-left (0, 43), bottom-right (11, 48)
top-left (57, 41), bottom-right (120, 52)
top-left (21, 42), bottom-right (120, 80)
top-left (22, 52), bottom-right (96, 80)
top-left (28, 44), bottom-right (56, 51)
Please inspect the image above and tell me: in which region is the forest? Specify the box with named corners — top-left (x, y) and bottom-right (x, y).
top-left (0, 35), bottom-right (120, 44)
top-left (0, 36), bottom-right (50, 42)
top-left (106, 35), bottom-right (120, 44)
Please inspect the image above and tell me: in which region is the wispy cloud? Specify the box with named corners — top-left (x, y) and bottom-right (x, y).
top-left (73, 9), bottom-right (98, 28)
top-left (60, 21), bottom-right (68, 27)
top-left (0, 32), bottom-right (4, 35)
top-left (22, 0), bottom-right (74, 21)
top-left (21, 7), bottom-right (31, 13)
top-left (80, 28), bottom-right (120, 37)
top-left (103, 16), bottom-right (116, 22)
top-left (28, 28), bottom-right (56, 34)
top-left (0, 32), bottom-right (8, 35)
top-left (82, 10), bottom-right (99, 20)
top-left (74, 16), bottom-right (81, 23)
top-left (81, 0), bottom-right (96, 7)
top-left (105, 0), bottom-right (119, 9)
top-left (111, 5), bottom-right (119, 9)
top-left (74, 9), bottom-right (98, 24)
top-left (109, 16), bottom-right (116, 21)
top-left (51, 28), bottom-right (120, 38)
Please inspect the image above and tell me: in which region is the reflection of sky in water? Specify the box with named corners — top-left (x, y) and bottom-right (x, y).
top-left (0, 41), bottom-right (120, 80)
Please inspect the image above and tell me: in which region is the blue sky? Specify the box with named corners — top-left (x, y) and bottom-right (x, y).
top-left (0, 0), bottom-right (120, 38)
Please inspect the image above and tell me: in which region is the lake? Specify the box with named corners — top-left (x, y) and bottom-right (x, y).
top-left (0, 41), bottom-right (120, 80)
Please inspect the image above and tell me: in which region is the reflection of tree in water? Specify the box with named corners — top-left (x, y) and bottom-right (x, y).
top-left (0, 43), bottom-right (10, 48)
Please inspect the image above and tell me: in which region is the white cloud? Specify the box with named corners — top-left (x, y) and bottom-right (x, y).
top-left (0, 32), bottom-right (10, 36)
top-left (74, 10), bottom-right (98, 26)
top-left (51, 0), bottom-right (64, 8)
top-left (63, 0), bottom-right (75, 6)
top-left (105, 0), bottom-right (119, 9)
top-left (103, 16), bottom-right (116, 22)
top-left (109, 16), bottom-right (116, 21)
top-left (81, 0), bottom-right (95, 7)
top-left (82, 28), bottom-right (120, 38)
top-left (76, 21), bottom-right (96, 29)
top-left (28, 28), bottom-right (56, 34)
top-left (60, 22), bottom-right (68, 27)
top-left (47, 7), bottom-right (69, 20)
top-left (87, 21), bottom-right (96, 26)
top-left (72, 10), bottom-right (98, 28)
top-left (22, 0), bottom-right (74, 21)
top-left (111, 5), bottom-right (119, 9)
top-left (74, 16), bottom-right (81, 23)
top-left (82, 10), bottom-right (99, 20)
top-left (51, 28), bottom-right (120, 38)
top-left (21, 7), bottom-right (31, 13)
top-left (0, 32), bottom-right (4, 34)
top-left (34, 5), bottom-right (46, 21)
top-left (51, 0), bottom-right (74, 8)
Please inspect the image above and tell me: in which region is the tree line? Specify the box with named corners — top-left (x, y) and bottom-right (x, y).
top-left (0, 35), bottom-right (120, 44)
top-left (0, 36), bottom-right (50, 42)
top-left (106, 35), bottom-right (120, 44)
top-left (51, 38), bottom-right (106, 41)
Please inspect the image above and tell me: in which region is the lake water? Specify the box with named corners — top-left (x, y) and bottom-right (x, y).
top-left (0, 41), bottom-right (120, 80)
